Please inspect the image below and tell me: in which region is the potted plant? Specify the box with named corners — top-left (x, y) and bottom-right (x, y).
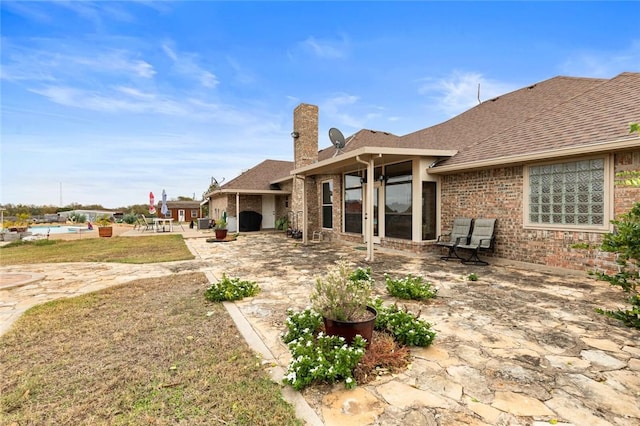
top-left (96, 214), bottom-right (113, 237)
top-left (310, 259), bottom-right (377, 346)
top-left (214, 217), bottom-right (228, 240)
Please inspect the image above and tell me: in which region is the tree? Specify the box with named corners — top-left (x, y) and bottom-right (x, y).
top-left (593, 123), bottom-right (640, 328)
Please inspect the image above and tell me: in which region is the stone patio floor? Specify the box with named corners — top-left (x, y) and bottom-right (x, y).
top-left (1, 230), bottom-right (638, 425)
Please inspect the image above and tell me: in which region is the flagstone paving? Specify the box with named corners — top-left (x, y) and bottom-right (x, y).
top-left (1, 231), bottom-right (638, 425)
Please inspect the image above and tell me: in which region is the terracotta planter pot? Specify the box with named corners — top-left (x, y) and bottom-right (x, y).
top-left (323, 305), bottom-right (377, 347)
top-left (98, 226), bottom-right (113, 237)
top-left (215, 229), bottom-right (228, 240)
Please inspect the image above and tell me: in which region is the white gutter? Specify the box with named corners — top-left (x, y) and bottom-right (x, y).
top-left (430, 137), bottom-right (640, 174)
top-left (212, 189), bottom-right (291, 195)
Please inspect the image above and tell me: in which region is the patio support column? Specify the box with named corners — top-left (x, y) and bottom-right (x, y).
top-left (356, 155), bottom-right (375, 262)
top-left (301, 176), bottom-right (308, 245)
top-left (236, 192), bottom-right (240, 233)
top-left (366, 157), bottom-right (375, 262)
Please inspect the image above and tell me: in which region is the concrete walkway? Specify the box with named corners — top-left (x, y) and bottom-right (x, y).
top-left (1, 230), bottom-right (638, 425)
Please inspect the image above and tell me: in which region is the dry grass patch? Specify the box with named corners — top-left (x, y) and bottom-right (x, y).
top-left (354, 331), bottom-right (411, 384)
top-left (0, 234), bottom-right (194, 265)
top-left (0, 272), bottom-right (301, 425)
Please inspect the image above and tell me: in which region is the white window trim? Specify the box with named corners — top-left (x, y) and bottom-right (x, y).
top-left (523, 154), bottom-right (614, 233)
top-left (342, 172), bottom-right (363, 235)
top-left (322, 180), bottom-right (333, 230)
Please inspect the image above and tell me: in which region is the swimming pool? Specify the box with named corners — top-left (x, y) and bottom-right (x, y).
top-left (28, 225), bottom-right (93, 235)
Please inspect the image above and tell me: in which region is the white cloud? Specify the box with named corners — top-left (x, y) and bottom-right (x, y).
top-left (1, 43), bottom-right (156, 82)
top-left (559, 40), bottom-right (640, 78)
top-left (199, 71), bottom-right (218, 89)
top-left (0, 1), bottom-right (53, 23)
top-left (162, 40), bottom-right (219, 89)
top-left (162, 43), bottom-right (178, 61)
top-left (418, 71), bottom-right (519, 117)
top-left (226, 56), bottom-right (256, 85)
top-left (300, 35), bottom-right (348, 59)
top-left (318, 94), bottom-right (393, 134)
top-left (69, 50), bottom-right (156, 78)
top-left (322, 94), bottom-right (362, 129)
top-left (115, 86), bottom-right (156, 100)
top-left (29, 85), bottom-right (188, 115)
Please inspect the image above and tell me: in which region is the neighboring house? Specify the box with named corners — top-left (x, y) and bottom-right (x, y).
top-left (205, 160), bottom-right (294, 231)
top-left (158, 200), bottom-right (201, 223)
top-left (206, 72), bottom-right (640, 272)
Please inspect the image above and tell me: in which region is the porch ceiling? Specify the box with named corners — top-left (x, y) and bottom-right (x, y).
top-left (291, 147), bottom-right (458, 176)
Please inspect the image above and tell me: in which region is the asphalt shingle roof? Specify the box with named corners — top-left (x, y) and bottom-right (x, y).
top-left (220, 72), bottom-right (638, 190)
top-left (318, 129), bottom-right (400, 161)
top-left (221, 159), bottom-right (293, 191)
top-left (443, 72), bottom-right (640, 167)
top-left (401, 75), bottom-right (607, 153)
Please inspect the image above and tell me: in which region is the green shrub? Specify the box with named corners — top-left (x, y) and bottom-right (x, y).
top-left (283, 307), bottom-right (364, 390)
top-left (204, 274), bottom-right (260, 302)
top-left (281, 308), bottom-right (323, 344)
top-left (467, 273), bottom-right (479, 281)
top-left (592, 202), bottom-right (640, 329)
top-left (596, 295), bottom-right (640, 328)
top-left (384, 273), bottom-right (437, 300)
top-left (275, 216), bottom-right (289, 231)
top-left (122, 213), bottom-right (137, 225)
top-left (68, 213), bottom-right (86, 224)
top-left (283, 332), bottom-right (366, 391)
top-left (374, 300), bottom-right (436, 347)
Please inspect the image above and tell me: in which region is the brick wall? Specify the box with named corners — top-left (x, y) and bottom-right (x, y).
top-left (614, 150), bottom-right (640, 215)
top-left (227, 194), bottom-right (263, 216)
top-left (293, 104), bottom-right (319, 170)
top-left (292, 104), bottom-right (319, 236)
top-left (313, 174), bottom-right (342, 234)
top-left (437, 149), bottom-right (640, 272)
top-left (275, 181), bottom-right (292, 223)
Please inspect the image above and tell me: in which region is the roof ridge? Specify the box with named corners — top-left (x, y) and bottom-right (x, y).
top-left (436, 75), bottom-right (613, 162)
top-left (440, 71), bottom-right (639, 167)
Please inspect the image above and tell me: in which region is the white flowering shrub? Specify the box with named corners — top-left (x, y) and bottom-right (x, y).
top-left (384, 273), bottom-right (438, 300)
top-left (283, 332), bottom-right (366, 391)
top-left (373, 301), bottom-right (436, 347)
top-left (281, 308), bottom-right (323, 344)
top-left (204, 273), bottom-right (260, 302)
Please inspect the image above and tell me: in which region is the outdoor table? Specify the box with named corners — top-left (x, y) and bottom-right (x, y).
top-left (153, 218), bottom-right (174, 232)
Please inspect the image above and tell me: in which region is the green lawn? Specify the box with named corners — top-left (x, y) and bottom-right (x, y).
top-left (0, 273), bottom-right (301, 425)
top-left (0, 234), bottom-right (194, 265)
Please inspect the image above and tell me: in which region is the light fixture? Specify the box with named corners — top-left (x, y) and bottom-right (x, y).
top-left (378, 175), bottom-right (387, 183)
top-left (291, 131), bottom-right (300, 139)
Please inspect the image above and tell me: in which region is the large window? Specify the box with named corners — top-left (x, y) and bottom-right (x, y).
top-left (322, 181), bottom-right (333, 229)
top-left (527, 157), bottom-right (607, 228)
top-left (422, 182), bottom-right (437, 240)
top-left (344, 173), bottom-right (362, 233)
top-left (385, 161), bottom-right (412, 239)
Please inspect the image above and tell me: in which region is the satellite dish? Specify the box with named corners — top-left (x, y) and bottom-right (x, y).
top-left (328, 128), bottom-right (346, 149)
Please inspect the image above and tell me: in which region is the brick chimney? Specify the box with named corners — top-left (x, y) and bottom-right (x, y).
top-left (293, 103), bottom-right (319, 168)
top-left (291, 104), bottom-right (319, 233)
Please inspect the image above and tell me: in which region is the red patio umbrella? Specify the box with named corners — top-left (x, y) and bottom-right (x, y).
top-left (149, 192), bottom-right (156, 215)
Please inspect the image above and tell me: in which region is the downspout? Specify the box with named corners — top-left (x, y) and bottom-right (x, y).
top-left (295, 174), bottom-right (308, 245)
top-left (355, 155), bottom-right (374, 262)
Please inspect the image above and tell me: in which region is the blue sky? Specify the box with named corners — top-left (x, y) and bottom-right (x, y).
top-left (1, 1), bottom-right (638, 208)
